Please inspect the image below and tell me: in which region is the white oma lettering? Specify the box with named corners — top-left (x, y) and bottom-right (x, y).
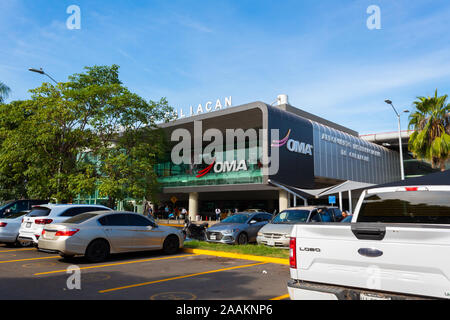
top-left (214, 160), bottom-right (248, 173)
top-left (287, 139), bottom-right (313, 155)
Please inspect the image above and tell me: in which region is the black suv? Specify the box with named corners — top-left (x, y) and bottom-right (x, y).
top-left (0, 200), bottom-right (49, 218)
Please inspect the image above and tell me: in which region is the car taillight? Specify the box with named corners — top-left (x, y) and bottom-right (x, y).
top-left (55, 229), bottom-right (79, 237)
top-left (289, 237), bottom-right (297, 269)
top-left (405, 187), bottom-right (419, 192)
top-left (0, 222), bottom-right (7, 227)
top-left (35, 219), bottom-right (53, 225)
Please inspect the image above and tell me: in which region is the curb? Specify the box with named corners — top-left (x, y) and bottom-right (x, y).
top-left (158, 223), bottom-right (184, 228)
top-left (182, 248), bottom-right (289, 266)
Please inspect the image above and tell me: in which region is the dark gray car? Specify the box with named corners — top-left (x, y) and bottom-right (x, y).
top-left (206, 212), bottom-right (272, 245)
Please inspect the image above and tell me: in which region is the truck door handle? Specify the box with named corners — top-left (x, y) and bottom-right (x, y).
top-left (351, 224), bottom-right (386, 241)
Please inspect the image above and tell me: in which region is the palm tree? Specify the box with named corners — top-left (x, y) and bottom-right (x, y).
top-left (0, 82), bottom-right (11, 104)
top-left (408, 89), bottom-right (450, 171)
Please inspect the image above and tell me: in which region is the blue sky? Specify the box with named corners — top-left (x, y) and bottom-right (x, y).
top-left (1, 0), bottom-right (450, 134)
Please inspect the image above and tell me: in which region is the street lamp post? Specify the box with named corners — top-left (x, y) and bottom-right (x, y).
top-left (385, 99), bottom-right (406, 180)
top-left (29, 67), bottom-right (62, 201)
top-left (28, 68), bottom-right (58, 85)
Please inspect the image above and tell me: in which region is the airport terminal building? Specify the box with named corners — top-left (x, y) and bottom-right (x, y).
top-left (155, 99), bottom-right (401, 218)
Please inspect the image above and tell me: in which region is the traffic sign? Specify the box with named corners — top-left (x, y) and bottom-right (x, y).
top-left (328, 196), bottom-right (336, 205)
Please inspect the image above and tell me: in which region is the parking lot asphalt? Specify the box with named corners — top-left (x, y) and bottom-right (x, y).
top-left (0, 244), bottom-right (290, 300)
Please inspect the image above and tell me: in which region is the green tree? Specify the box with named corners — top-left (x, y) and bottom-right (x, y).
top-left (0, 65), bottom-right (175, 204)
top-left (0, 82), bottom-right (11, 104)
top-left (0, 100), bottom-right (31, 200)
top-left (408, 89), bottom-right (450, 171)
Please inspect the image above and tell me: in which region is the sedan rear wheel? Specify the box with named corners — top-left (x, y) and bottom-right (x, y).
top-left (85, 239), bottom-right (109, 263)
top-left (163, 235), bottom-right (179, 255)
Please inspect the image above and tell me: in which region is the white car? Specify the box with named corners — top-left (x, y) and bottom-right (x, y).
top-left (0, 211), bottom-right (31, 246)
top-left (38, 211), bottom-right (185, 262)
top-left (18, 204), bottom-right (111, 245)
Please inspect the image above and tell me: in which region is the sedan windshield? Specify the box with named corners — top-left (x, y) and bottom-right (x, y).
top-left (221, 214), bottom-right (250, 224)
top-left (272, 210), bottom-right (310, 224)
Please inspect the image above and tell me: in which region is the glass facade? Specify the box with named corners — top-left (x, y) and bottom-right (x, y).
top-left (156, 145), bottom-right (263, 188)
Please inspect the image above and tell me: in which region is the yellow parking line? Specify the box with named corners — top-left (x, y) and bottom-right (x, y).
top-left (34, 254), bottom-right (199, 276)
top-left (0, 248), bottom-right (36, 253)
top-left (99, 262), bottom-right (268, 294)
top-left (270, 294), bottom-right (290, 300)
top-left (183, 248), bottom-right (289, 265)
top-left (0, 256), bottom-right (60, 264)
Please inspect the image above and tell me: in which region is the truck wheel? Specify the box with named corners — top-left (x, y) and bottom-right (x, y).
top-left (163, 235), bottom-right (179, 255)
top-left (237, 233), bottom-right (248, 245)
top-left (85, 239), bottom-right (110, 263)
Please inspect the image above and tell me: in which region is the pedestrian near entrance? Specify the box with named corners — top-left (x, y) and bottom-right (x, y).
top-left (215, 208), bottom-right (221, 221)
top-left (181, 207), bottom-right (187, 219)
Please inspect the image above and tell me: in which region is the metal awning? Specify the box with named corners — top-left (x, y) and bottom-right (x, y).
top-left (268, 179), bottom-right (376, 213)
top-left (269, 179), bottom-right (375, 198)
top-left (318, 180), bottom-right (375, 197)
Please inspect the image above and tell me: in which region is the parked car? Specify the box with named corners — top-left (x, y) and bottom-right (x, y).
top-left (288, 185), bottom-right (450, 300)
top-left (257, 206), bottom-right (342, 248)
top-left (38, 211), bottom-right (185, 262)
top-left (0, 211), bottom-right (31, 246)
top-left (18, 204), bottom-right (111, 245)
top-left (0, 200), bottom-right (48, 218)
top-left (206, 212), bottom-right (272, 245)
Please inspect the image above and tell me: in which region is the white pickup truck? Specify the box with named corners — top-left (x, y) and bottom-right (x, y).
top-left (288, 185), bottom-right (450, 300)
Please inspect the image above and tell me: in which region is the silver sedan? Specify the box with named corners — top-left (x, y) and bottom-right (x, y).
top-left (38, 211), bottom-right (185, 262)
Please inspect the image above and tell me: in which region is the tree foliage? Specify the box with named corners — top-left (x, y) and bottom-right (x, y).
top-left (0, 65), bottom-right (175, 203)
top-left (408, 89), bottom-right (450, 171)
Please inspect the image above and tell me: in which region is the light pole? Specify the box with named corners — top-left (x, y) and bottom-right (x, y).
top-left (385, 99), bottom-right (408, 180)
top-left (29, 67), bottom-right (62, 201)
top-left (28, 68), bottom-right (58, 84)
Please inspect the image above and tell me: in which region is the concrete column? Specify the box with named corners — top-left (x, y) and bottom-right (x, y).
top-left (279, 190), bottom-right (289, 212)
top-left (348, 190), bottom-right (353, 214)
top-left (188, 192), bottom-right (199, 221)
top-left (339, 192), bottom-right (343, 211)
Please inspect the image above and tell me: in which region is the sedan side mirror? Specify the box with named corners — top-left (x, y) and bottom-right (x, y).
top-left (249, 220), bottom-right (257, 224)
